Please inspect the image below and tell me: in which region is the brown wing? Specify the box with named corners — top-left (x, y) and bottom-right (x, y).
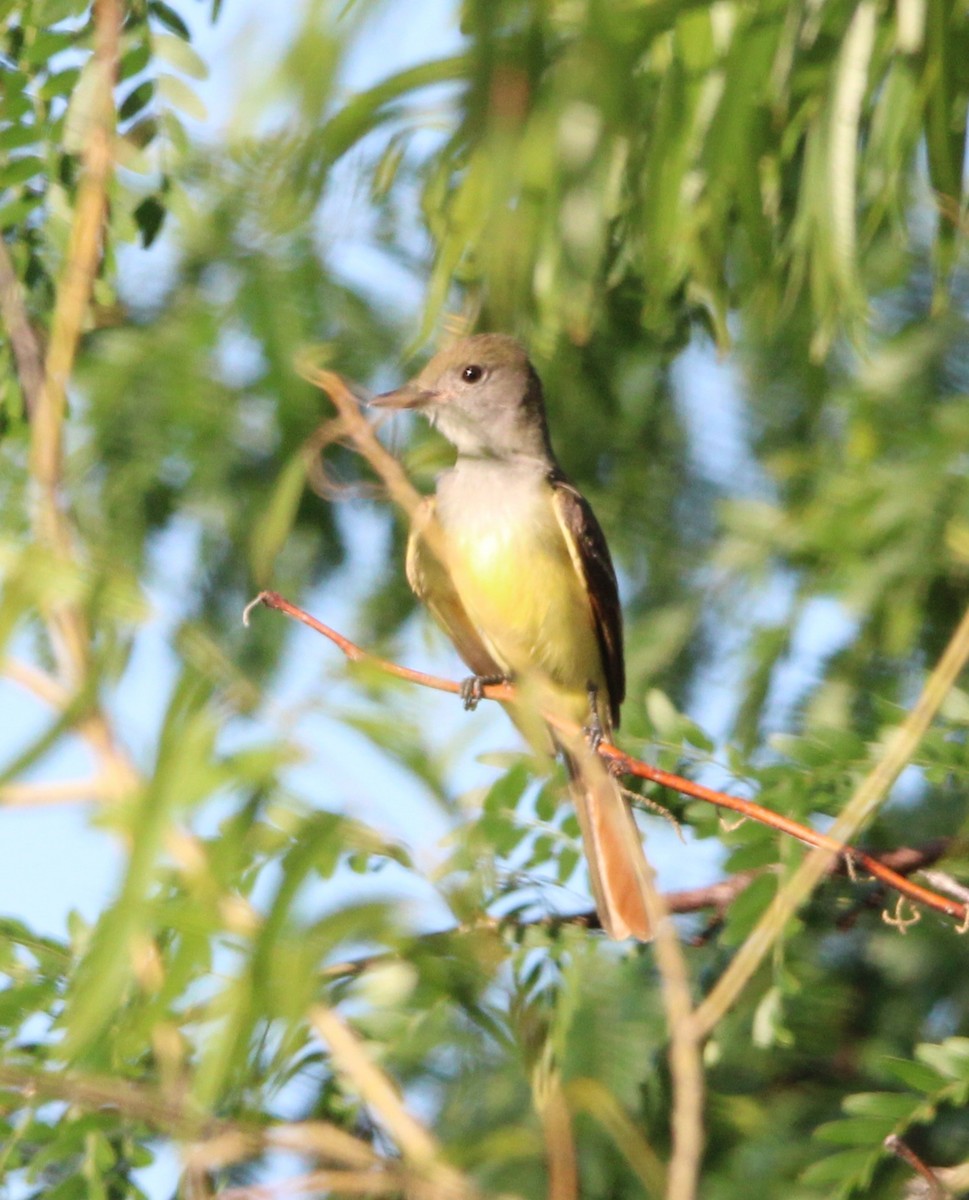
top-left (550, 475), bottom-right (625, 728)
top-left (406, 496), bottom-right (505, 680)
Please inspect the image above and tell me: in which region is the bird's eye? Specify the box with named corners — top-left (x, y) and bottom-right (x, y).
top-left (461, 364), bottom-right (485, 384)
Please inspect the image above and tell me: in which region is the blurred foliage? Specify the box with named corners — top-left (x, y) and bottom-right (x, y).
top-left (1, 0), bottom-right (969, 1196)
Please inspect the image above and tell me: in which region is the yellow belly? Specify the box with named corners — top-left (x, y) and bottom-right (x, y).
top-left (444, 511), bottom-right (606, 720)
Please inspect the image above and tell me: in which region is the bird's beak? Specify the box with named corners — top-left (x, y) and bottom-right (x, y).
top-left (369, 381), bottom-right (438, 410)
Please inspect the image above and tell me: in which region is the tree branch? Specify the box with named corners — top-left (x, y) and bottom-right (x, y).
top-left (0, 1064), bottom-right (392, 1182)
top-left (312, 846), bottom-right (949, 986)
top-left (31, 0), bottom-right (119, 531)
top-left (9, 0), bottom-right (139, 809)
top-left (308, 1005), bottom-right (476, 1199)
top-left (0, 239), bottom-right (45, 418)
top-left (691, 597), bottom-right (969, 1039)
top-left (244, 589), bottom-right (968, 932)
top-left (0, 777), bottom-right (114, 808)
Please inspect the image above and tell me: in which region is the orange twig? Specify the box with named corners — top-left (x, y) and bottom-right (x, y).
top-left (243, 589), bottom-right (969, 929)
top-left (884, 1135), bottom-right (948, 1200)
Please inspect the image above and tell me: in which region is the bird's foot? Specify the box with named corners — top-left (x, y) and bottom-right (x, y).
top-left (583, 683), bottom-right (604, 752)
top-left (459, 673), bottom-right (508, 711)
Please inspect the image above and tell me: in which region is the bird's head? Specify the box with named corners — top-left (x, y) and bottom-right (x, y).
top-left (371, 333), bottom-right (552, 460)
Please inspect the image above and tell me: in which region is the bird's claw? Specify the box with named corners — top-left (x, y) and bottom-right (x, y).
top-left (583, 683), bottom-right (604, 751)
top-left (459, 674), bottom-right (506, 711)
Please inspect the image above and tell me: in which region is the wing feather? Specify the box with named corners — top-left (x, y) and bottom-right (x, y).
top-left (549, 475), bottom-right (625, 728)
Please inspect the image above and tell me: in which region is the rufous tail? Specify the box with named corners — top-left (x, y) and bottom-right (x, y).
top-left (563, 745), bottom-right (653, 941)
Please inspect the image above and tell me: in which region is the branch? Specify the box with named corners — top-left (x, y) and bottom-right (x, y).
top-left (314, 847), bottom-right (948, 986)
top-left (0, 239), bottom-right (44, 418)
top-left (216, 1170), bottom-right (424, 1200)
top-left (8, 0), bottom-right (139, 809)
top-left (0, 1064), bottom-right (389, 1179)
top-left (0, 777), bottom-right (115, 808)
top-left (1, 657), bottom-right (70, 708)
top-left (26, 0), bottom-right (113, 673)
top-left (244, 589), bottom-right (968, 932)
top-left (885, 1135), bottom-right (950, 1200)
top-left (31, 0), bottom-right (119, 530)
top-left (691, 597), bottom-right (969, 1039)
top-left (1, 657), bottom-right (139, 803)
top-left (308, 1005), bottom-right (475, 1199)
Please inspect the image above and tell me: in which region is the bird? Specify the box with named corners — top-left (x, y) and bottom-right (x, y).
top-left (371, 333), bottom-right (652, 940)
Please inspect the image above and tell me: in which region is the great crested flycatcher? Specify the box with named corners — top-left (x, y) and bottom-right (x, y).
top-left (373, 333), bottom-right (652, 940)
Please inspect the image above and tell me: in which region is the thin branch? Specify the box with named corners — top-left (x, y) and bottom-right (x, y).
top-left (885, 1135), bottom-right (950, 1200)
top-left (0, 239), bottom-right (45, 417)
top-left (244, 590), bottom-right (968, 931)
top-left (296, 355), bottom-right (427, 525)
top-left (1, 657), bottom-right (140, 803)
top-left (216, 1170), bottom-right (418, 1200)
top-left (600, 751), bottom-right (966, 924)
top-left (243, 589), bottom-right (512, 705)
top-left (532, 1057), bottom-right (578, 1200)
top-left (564, 1078), bottom-right (666, 1198)
top-left (653, 903), bottom-right (703, 1200)
top-left (0, 777), bottom-right (113, 807)
top-left (9, 0), bottom-right (138, 809)
top-left (0, 1063), bottom-right (221, 1140)
top-left (31, 0), bottom-right (134, 792)
top-left (691, 599), bottom-right (969, 1039)
top-left (311, 845), bottom-right (950, 982)
top-left (1, 657), bottom-right (70, 709)
top-left (296, 358), bottom-right (495, 614)
top-left (308, 1005), bottom-right (475, 1199)
top-left (32, 0), bottom-right (119, 533)
top-left (0, 1064), bottom-right (386, 1175)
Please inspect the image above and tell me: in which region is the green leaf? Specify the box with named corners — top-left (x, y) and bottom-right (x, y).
top-left (534, 781), bottom-right (558, 822)
top-left (157, 73), bottom-right (207, 123)
top-left (556, 847), bottom-right (580, 884)
top-left (119, 80), bottom-right (154, 123)
top-left (0, 125), bottom-right (39, 153)
top-left (20, 27), bottom-right (75, 65)
top-left (917, 1038), bottom-right (969, 1081)
top-left (482, 760), bottom-right (532, 816)
top-left (800, 1147), bottom-right (879, 1189)
top-left (38, 66), bottom-right (80, 100)
top-left (752, 985), bottom-right (793, 1049)
top-left (133, 194), bottom-right (166, 246)
top-left (248, 452), bottom-right (307, 586)
top-left (119, 41), bottom-right (152, 81)
top-left (153, 31), bottom-right (209, 81)
top-left (148, 0), bottom-right (192, 39)
top-left (842, 1091), bottom-right (921, 1121)
top-left (319, 54), bottom-right (469, 164)
top-left (720, 873), bottom-right (779, 945)
top-left (880, 1055), bottom-right (948, 1093)
top-left (0, 157), bottom-right (45, 188)
top-left (815, 1116), bottom-right (898, 1145)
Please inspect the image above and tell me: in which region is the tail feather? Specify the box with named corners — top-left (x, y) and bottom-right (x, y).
top-left (563, 746), bottom-right (653, 941)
